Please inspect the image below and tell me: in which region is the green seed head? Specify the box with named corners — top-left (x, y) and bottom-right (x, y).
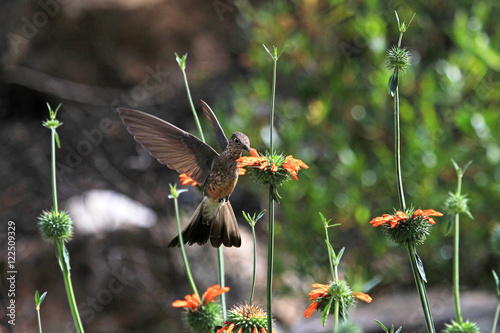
top-left (443, 320), bottom-right (480, 333)
top-left (38, 210), bottom-right (73, 242)
top-left (383, 209), bottom-right (432, 246)
top-left (185, 301), bottom-right (222, 333)
top-left (386, 46), bottom-right (411, 72)
top-left (225, 304), bottom-right (269, 332)
top-left (444, 192), bottom-right (473, 218)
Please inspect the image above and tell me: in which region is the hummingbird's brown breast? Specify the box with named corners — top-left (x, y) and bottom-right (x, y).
top-left (204, 155), bottom-right (239, 201)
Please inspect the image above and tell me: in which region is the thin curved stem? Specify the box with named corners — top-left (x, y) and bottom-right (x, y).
top-left (407, 244), bottom-right (435, 333)
top-left (51, 129), bottom-right (58, 212)
top-left (267, 185), bottom-right (275, 331)
top-left (394, 87), bottom-right (406, 211)
top-left (173, 195), bottom-right (198, 296)
top-left (249, 225), bottom-right (257, 305)
top-left (57, 240), bottom-right (84, 333)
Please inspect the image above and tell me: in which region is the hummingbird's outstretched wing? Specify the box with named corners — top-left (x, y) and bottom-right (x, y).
top-left (118, 107), bottom-right (218, 185)
top-left (200, 100), bottom-right (229, 152)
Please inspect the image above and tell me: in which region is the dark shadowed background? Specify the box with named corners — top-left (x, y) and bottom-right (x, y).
top-left (0, 0), bottom-right (499, 332)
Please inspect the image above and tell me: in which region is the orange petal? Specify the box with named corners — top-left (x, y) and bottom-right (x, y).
top-left (421, 209), bottom-right (443, 217)
top-left (427, 217), bottom-right (436, 224)
top-left (203, 285), bottom-right (230, 304)
top-left (179, 173), bottom-right (198, 187)
top-left (250, 148), bottom-right (260, 157)
top-left (271, 163), bottom-right (278, 172)
top-left (304, 302), bottom-right (319, 318)
top-left (217, 326), bottom-right (228, 333)
top-left (352, 292), bottom-right (372, 303)
top-left (238, 168), bottom-right (247, 175)
top-left (395, 211), bottom-right (409, 220)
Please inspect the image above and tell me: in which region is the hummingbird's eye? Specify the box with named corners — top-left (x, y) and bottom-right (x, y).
top-left (234, 138), bottom-right (240, 144)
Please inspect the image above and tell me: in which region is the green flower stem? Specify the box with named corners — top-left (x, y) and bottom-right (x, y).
top-left (333, 257), bottom-right (339, 333)
top-left (250, 224), bottom-right (257, 306)
top-left (177, 53), bottom-right (226, 315)
top-left (325, 226), bottom-right (335, 281)
top-left (178, 54), bottom-right (205, 143)
top-left (453, 212), bottom-right (462, 324)
top-left (334, 298), bottom-right (340, 333)
top-left (407, 243), bottom-right (435, 333)
top-left (46, 106), bottom-right (83, 333)
top-left (56, 239), bottom-right (84, 333)
top-left (492, 300), bottom-right (500, 333)
top-left (270, 54), bottom-right (277, 152)
top-left (394, 86), bottom-right (406, 211)
top-left (267, 185), bottom-right (275, 331)
top-left (51, 128), bottom-right (58, 212)
top-left (37, 305), bottom-right (43, 333)
top-left (218, 248), bottom-right (226, 320)
top-left (172, 190), bottom-right (199, 296)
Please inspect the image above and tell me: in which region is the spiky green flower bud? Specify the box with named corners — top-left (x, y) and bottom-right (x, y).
top-left (185, 301), bottom-right (222, 333)
top-left (386, 46), bottom-right (411, 72)
top-left (444, 192), bottom-right (473, 219)
top-left (38, 210), bottom-right (73, 242)
top-left (443, 320), bottom-right (480, 333)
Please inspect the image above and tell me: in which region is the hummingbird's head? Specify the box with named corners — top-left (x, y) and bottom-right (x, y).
top-left (230, 132), bottom-right (251, 153)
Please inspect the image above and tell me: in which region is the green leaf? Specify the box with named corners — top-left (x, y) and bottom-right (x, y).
top-left (35, 290), bottom-right (40, 304)
top-left (39, 291), bottom-right (47, 304)
top-left (415, 252), bottom-right (427, 283)
top-left (492, 270), bottom-right (500, 297)
top-left (388, 71), bottom-right (399, 97)
top-left (321, 296), bottom-right (334, 327)
top-left (395, 326), bottom-right (403, 333)
top-left (325, 240), bottom-right (336, 261)
top-left (335, 247), bottom-right (346, 265)
top-left (375, 320), bottom-right (389, 332)
top-left (175, 52), bottom-right (187, 71)
top-left (54, 130), bottom-right (61, 149)
top-left (256, 210), bottom-right (266, 221)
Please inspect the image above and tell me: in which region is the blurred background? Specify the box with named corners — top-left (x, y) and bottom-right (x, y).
top-left (0, 0), bottom-right (499, 332)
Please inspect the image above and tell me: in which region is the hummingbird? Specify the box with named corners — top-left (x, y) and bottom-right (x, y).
top-left (117, 101), bottom-right (250, 248)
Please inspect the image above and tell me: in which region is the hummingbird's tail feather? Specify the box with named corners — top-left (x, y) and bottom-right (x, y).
top-left (210, 201), bottom-right (241, 248)
top-left (167, 197), bottom-right (241, 248)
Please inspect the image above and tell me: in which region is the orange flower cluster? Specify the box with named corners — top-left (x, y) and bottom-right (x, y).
top-left (304, 283), bottom-right (372, 319)
top-left (370, 209), bottom-right (443, 229)
top-left (236, 148), bottom-right (309, 180)
top-left (179, 173), bottom-right (198, 187)
top-left (237, 148), bottom-right (269, 175)
top-left (172, 285), bottom-right (230, 311)
top-left (282, 155), bottom-right (309, 180)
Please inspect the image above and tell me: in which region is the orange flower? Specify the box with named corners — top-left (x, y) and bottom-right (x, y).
top-left (237, 149), bottom-right (309, 182)
top-left (369, 211), bottom-right (408, 229)
top-left (308, 283), bottom-right (330, 301)
top-left (352, 292), bottom-right (372, 303)
top-left (203, 284), bottom-right (230, 304)
top-left (412, 209), bottom-right (443, 224)
top-left (172, 293), bottom-right (201, 311)
top-left (172, 285), bottom-right (229, 312)
top-left (179, 173), bottom-right (198, 187)
top-left (370, 208), bottom-right (442, 229)
top-left (304, 301), bottom-right (319, 318)
top-left (282, 155), bottom-right (309, 180)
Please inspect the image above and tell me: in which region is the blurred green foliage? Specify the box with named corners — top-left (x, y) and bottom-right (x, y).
top-left (212, 0), bottom-right (500, 289)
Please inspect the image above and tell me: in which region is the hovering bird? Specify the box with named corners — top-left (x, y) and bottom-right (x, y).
top-left (118, 101), bottom-right (250, 248)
